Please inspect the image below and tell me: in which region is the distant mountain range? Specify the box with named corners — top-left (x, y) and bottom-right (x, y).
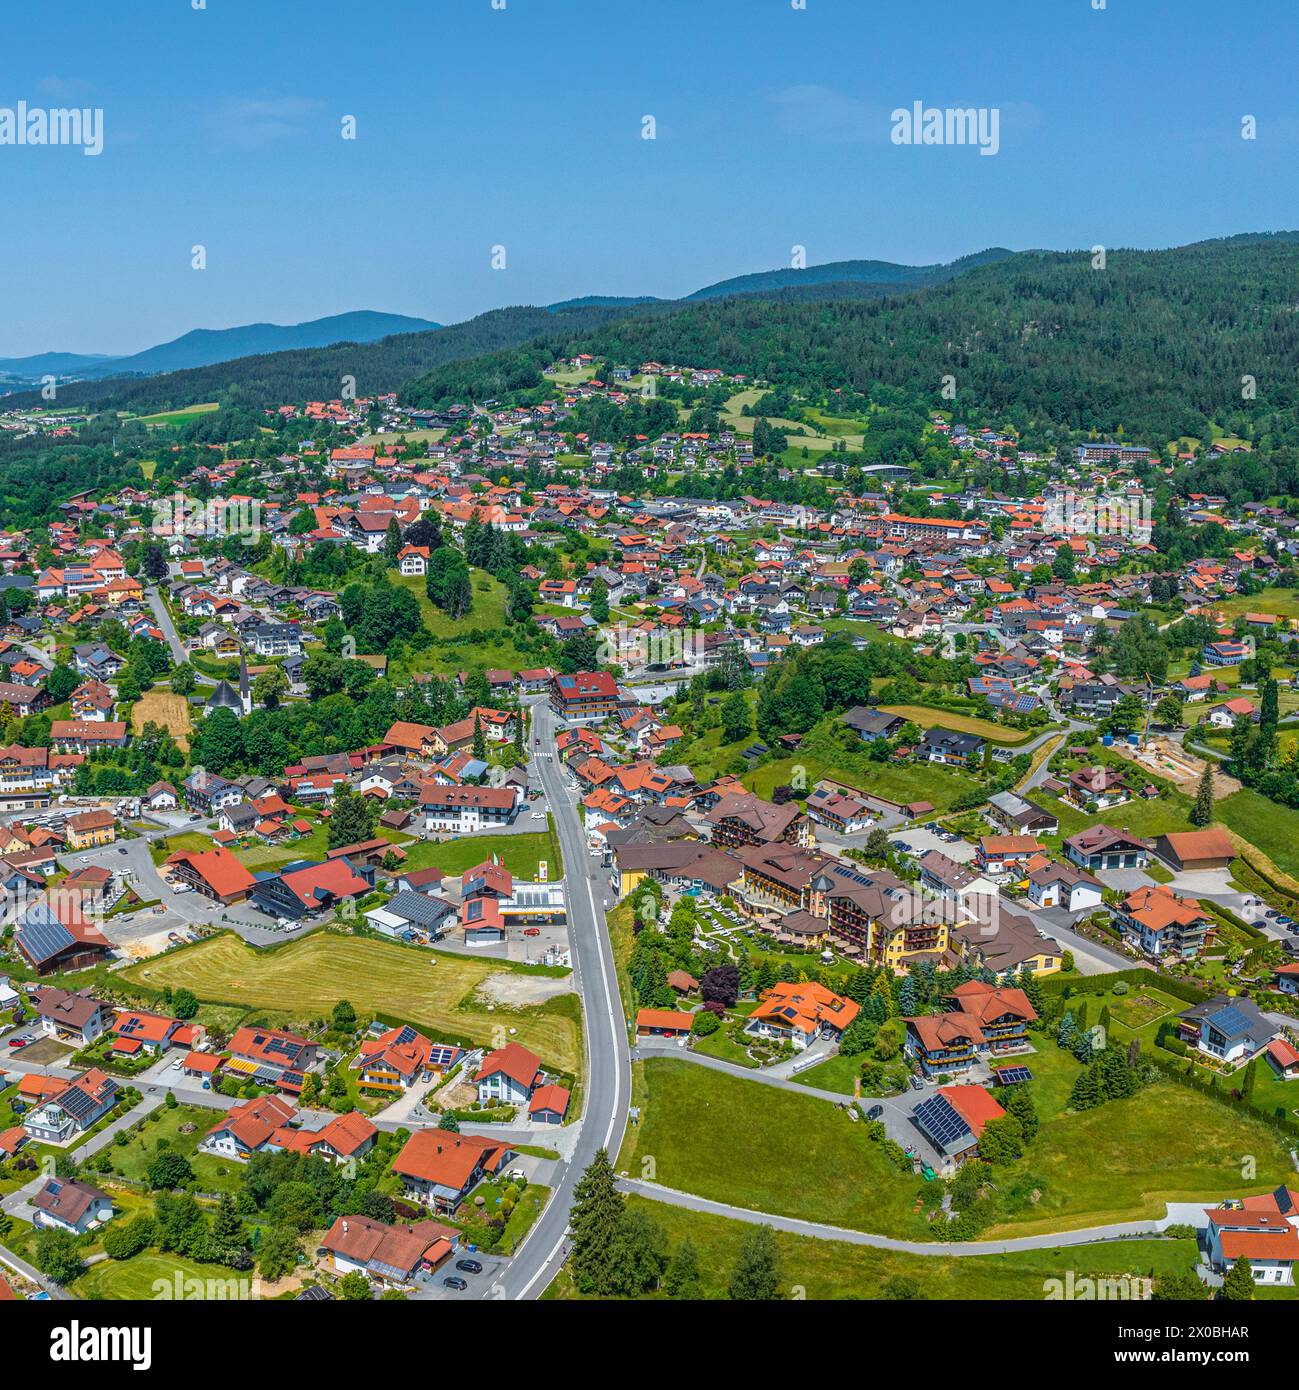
top-left (0, 310), bottom-right (442, 387)
top-left (1, 252), bottom-right (1018, 394)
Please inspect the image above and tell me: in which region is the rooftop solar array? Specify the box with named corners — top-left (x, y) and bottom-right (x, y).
top-left (387, 890), bottom-right (451, 927)
top-left (1206, 1005), bottom-right (1252, 1039)
top-left (16, 908), bottom-right (76, 966)
top-left (912, 1093), bottom-right (974, 1155)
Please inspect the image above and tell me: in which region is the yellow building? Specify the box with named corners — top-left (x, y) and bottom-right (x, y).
top-left (65, 809), bottom-right (117, 850)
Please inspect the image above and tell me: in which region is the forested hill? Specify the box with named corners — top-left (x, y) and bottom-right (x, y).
top-left (1, 249), bottom-right (1009, 415)
top-left (0, 303), bottom-right (654, 416)
top-left (684, 247), bottom-right (1014, 301)
top-left (404, 233), bottom-right (1299, 445)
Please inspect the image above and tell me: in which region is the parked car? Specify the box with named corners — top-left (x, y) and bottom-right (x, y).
top-left (442, 1276), bottom-right (468, 1291)
top-left (7, 1037), bottom-right (30, 1049)
top-left (1278, 916), bottom-right (1295, 927)
top-left (522, 927), bottom-right (541, 937)
top-left (866, 1104), bottom-right (883, 1120)
top-left (455, 1258), bottom-right (483, 1274)
top-left (909, 1074), bottom-right (923, 1091)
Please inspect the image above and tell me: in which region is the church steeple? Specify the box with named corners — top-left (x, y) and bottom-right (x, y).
top-left (239, 649), bottom-right (251, 717)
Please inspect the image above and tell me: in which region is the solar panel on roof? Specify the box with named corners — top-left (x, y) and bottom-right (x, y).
top-left (17, 916), bottom-right (76, 966)
top-left (1207, 1005), bottom-right (1252, 1038)
top-left (913, 1094), bottom-right (974, 1151)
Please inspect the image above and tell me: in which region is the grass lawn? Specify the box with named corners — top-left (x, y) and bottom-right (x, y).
top-left (877, 705), bottom-right (1032, 746)
top-left (390, 571), bottom-right (534, 676)
top-left (399, 829), bottom-right (560, 880)
top-left (1216, 789), bottom-right (1299, 880)
top-left (977, 1039), bottom-right (1296, 1237)
top-left (150, 830), bottom-right (214, 864)
top-left (743, 754), bottom-right (982, 812)
top-left (545, 1196), bottom-right (1198, 1300)
top-left (623, 1051), bottom-right (1295, 1242)
top-left (134, 403), bottom-right (220, 426)
top-left (120, 931), bottom-right (582, 1073)
top-left (690, 1027), bottom-right (760, 1069)
top-left (619, 1058), bottom-right (934, 1240)
top-left (454, 1178), bottom-right (551, 1254)
top-left (794, 1051), bottom-right (864, 1095)
top-left (991, 1075), bottom-right (1296, 1236)
top-left (74, 1251), bottom-right (250, 1300)
top-left (99, 1103), bottom-right (244, 1194)
top-left (1210, 587), bottom-right (1299, 622)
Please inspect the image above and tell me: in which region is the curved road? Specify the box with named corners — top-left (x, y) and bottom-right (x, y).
top-left (617, 1179), bottom-right (1168, 1255)
top-left (494, 697), bottom-right (631, 1300)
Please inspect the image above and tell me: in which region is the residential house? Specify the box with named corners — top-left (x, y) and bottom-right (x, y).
top-left (31, 1178), bottom-right (114, 1235)
top-left (391, 1131), bottom-right (515, 1213)
top-left (476, 1042), bottom-right (542, 1107)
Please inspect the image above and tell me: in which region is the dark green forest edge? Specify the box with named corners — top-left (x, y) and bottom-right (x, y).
top-left (6, 232), bottom-right (1299, 529)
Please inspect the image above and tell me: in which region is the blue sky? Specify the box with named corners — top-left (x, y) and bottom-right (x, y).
top-left (3, 0), bottom-right (1296, 356)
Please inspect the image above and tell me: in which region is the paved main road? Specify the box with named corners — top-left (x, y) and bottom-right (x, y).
top-left (486, 697), bottom-right (631, 1300)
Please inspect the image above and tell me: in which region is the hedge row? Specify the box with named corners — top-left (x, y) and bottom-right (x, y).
top-left (1039, 967), bottom-right (1210, 1006)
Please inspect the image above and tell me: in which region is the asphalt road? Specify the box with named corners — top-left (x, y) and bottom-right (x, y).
top-left (616, 1179), bottom-right (1168, 1255)
top-left (488, 697), bottom-right (631, 1300)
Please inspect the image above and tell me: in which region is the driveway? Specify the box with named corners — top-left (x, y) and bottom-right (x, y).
top-left (1094, 867), bottom-right (1155, 894)
top-left (63, 832), bottom-right (302, 949)
top-left (900, 825), bottom-right (976, 864)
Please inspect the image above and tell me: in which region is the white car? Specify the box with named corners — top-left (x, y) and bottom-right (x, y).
top-left (170, 1058), bottom-right (183, 1070)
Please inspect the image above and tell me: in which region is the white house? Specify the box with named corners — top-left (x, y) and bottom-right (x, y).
top-left (475, 1042), bottom-right (541, 1107)
top-left (31, 1178), bottom-right (114, 1235)
top-left (1026, 862), bottom-right (1104, 913)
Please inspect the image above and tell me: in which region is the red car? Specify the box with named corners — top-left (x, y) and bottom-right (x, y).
top-left (7, 1037), bottom-right (30, 1049)
top-left (522, 927), bottom-right (541, 937)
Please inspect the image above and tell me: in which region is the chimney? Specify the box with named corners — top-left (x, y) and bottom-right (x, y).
top-left (342, 1219), bottom-right (348, 1234)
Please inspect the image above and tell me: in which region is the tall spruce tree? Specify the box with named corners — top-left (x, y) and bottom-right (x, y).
top-left (1190, 760), bottom-right (1214, 826)
top-left (569, 1149), bottom-right (624, 1295)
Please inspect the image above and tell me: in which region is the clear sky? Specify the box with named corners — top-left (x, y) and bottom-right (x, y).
top-left (4, 0), bottom-right (1296, 357)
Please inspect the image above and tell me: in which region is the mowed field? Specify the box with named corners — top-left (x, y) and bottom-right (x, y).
top-left (1209, 586), bottom-right (1299, 622)
top-left (877, 705), bottom-right (1032, 745)
top-left (132, 689), bottom-right (192, 751)
top-left (134, 402), bottom-right (220, 426)
top-left (545, 1197), bottom-right (1198, 1301)
top-left (121, 932), bottom-right (581, 1073)
top-left (622, 1056), bottom-right (1295, 1241)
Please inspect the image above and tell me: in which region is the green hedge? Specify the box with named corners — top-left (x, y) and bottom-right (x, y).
top-left (1201, 899), bottom-right (1265, 943)
top-left (1039, 968), bottom-right (1209, 1006)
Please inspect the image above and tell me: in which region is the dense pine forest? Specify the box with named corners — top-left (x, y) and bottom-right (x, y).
top-left (568, 234), bottom-right (1299, 446)
top-left (11, 232), bottom-right (1299, 465)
